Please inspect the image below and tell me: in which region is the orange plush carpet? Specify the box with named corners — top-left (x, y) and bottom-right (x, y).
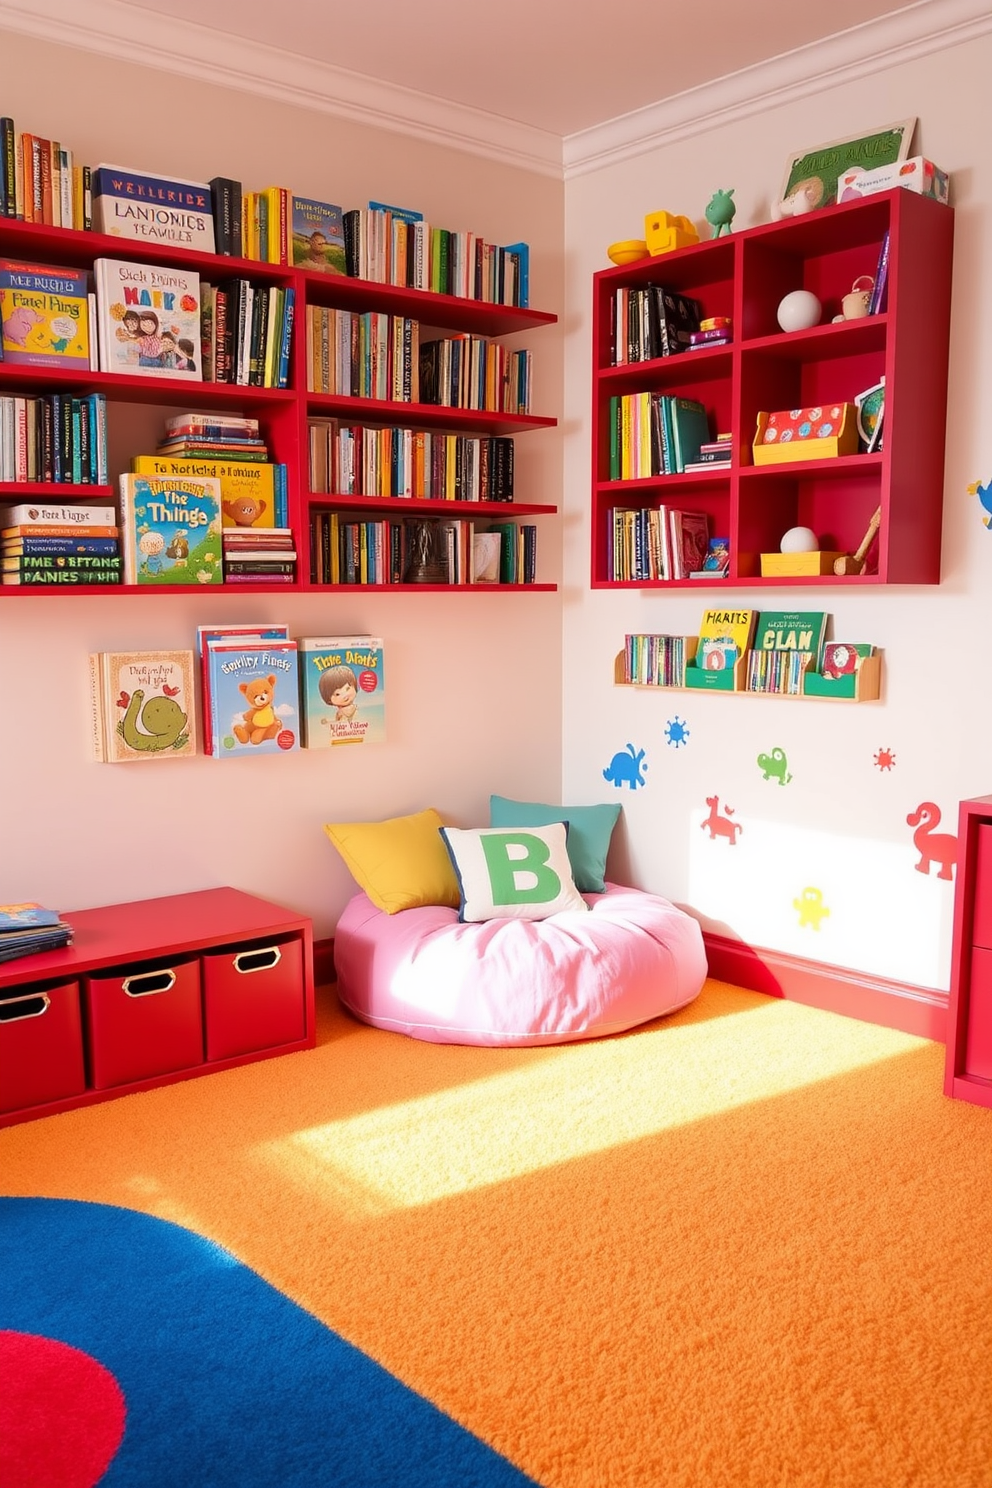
top-left (3, 978), bottom-right (992, 1488)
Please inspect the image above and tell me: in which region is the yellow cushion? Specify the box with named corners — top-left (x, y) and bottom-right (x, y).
top-left (323, 808), bottom-right (461, 914)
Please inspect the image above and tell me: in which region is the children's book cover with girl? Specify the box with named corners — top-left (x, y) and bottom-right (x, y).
top-left (94, 258), bottom-right (202, 379)
top-left (298, 635), bottom-right (385, 747)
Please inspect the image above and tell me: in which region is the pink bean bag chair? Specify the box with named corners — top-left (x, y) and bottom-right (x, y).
top-left (333, 883), bottom-right (707, 1046)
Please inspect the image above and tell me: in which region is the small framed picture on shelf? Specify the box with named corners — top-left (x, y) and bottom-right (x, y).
top-left (776, 118), bottom-right (916, 216)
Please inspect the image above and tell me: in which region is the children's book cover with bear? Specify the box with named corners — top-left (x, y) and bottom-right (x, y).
top-left (298, 636), bottom-right (385, 748)
top-left (205, 639), bottom-right (299, 759)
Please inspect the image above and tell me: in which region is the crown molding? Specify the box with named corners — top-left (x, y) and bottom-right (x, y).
top-left (0, 0), bottom-right (563, 178)
top-left (563, 0), bottom-right (992, 178)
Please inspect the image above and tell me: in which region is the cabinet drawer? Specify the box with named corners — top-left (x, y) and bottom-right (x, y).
top-left (0, 980), bottom-right (86, 1114)
top-left (84, 957), bottom-right (204, 1090)
top-left (965, 946), bottom-right (992, 1080)
top-left (971, 825), bottom-right (992, 949)
top-left (202, 936), bottom-right (305, 1061)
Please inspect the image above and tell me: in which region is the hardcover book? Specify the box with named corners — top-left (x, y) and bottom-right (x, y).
top-left (0, 259), bottom-right (90, 369)
top-left (89, 649), bottom-right (197, 763)
top-left (0, 901), bottom-right (63, 930)
top-left (754, 610), bottom-right (828, 661)
top-left (291, 197), bottom-right (346, 274)
top-left (132, 455), bottom-right (277, 528)
top-left (91, 164), bottom-right (216, 252)
top-left (696, 608), bottom-right (758, 669)
top-left (94, 258), bottom-right (202, 380)
top-left (204, 638), bottom-right (300, 758)
top-left (298, 635), bottom-right (385, 748)
top-left (0, 500), bottom-right (116, 528)
top-left (118, 473), bottom-right (222, 585)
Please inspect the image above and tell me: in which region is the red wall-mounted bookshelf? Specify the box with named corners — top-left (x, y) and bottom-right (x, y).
top-left (590, 189), bottom-right (954, 589)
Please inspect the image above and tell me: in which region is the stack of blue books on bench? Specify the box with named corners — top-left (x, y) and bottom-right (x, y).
top-left (0, 902), bottom-right (73, 964)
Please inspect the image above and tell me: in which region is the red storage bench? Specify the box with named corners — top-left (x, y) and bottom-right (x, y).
top-left (84, 956), bottom-right (204, 1090)
top-left (0, 979), bottom-right (87, 1114)
top-left (202, 936), bottom-right (305, 1061)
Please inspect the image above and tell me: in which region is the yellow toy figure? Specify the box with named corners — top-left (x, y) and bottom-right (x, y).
top-left (644, 210), bottom-right (700, 257)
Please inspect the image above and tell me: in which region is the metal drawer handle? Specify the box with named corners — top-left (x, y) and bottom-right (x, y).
top-left (0, 992), bottom-right (51, 1022)
top-left (232, 946), bottom-right (281, 975)
top-left (122, 969), bottom-right (176, 997)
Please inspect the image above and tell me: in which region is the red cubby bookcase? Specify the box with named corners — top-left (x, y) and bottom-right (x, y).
top-left (590, 189), bottom-right (954, 589)
top-left (0, 216), bottom-right (558, 595)
top-left (0, 888), bottom-right (315, 1127)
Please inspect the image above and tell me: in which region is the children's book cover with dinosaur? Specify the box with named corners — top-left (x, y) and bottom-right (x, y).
top-left (298, 635), bottom-right (385, 748)
top-left (118, 473), bottom-right (222, 585)
top-left (204, 639), bottom-right (299, 759)
top-left (89, 650), bottom-right (196, 763)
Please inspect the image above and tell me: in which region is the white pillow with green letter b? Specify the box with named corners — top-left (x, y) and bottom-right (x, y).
top-left (439, 823), bottom-right (589, 923)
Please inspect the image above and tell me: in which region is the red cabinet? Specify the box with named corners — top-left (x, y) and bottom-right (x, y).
top-left (0, 888), bottom-right (314, 1127)
top-left (945, 799), bottom-right (992, 1104)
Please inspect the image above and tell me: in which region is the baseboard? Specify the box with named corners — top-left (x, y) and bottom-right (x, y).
top-left (703, 932), bottom-right (949, 1042)
top-left (314, 937), bottom-right (335, 988)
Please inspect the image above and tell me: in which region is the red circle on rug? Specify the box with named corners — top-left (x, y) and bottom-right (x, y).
top-left (0, 1330), bottom-right (126, 1488)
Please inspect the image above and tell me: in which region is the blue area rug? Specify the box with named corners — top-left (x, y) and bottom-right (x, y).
top-left (0, 1197), bottom-right (541, 1487)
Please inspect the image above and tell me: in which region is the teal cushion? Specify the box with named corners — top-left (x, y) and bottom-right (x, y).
top-left (489, 795), bottom-right (621, 894)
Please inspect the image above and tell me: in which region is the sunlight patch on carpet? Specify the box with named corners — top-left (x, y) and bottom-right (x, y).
top-left (253, 998), bottom-right (926, 1212)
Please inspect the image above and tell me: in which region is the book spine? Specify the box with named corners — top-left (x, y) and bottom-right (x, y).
top-left (0, 119), bottom-right (14, 217)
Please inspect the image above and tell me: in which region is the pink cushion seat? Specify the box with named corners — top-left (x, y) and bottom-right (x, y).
top-left (333, 883), bottom-right (707, 1046)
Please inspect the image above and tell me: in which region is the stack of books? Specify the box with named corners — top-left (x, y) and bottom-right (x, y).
top-left (683, 436), bottom-right (733, 475)
top-left (136, 413), bottom-right (289, 529)
top-left (688, 316), bottom-right (733, 351)
top-left (0, 902), bottom-right (73, 963)
top-left (222, 526), bottom-right (297, 584)
top-left (0, 498), bottom-right (121, 587)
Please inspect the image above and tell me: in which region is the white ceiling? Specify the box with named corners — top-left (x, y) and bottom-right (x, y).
top-left (0, 0), bottom-right (989, 175)
top-left (97, 0), bottom-right (913, 138)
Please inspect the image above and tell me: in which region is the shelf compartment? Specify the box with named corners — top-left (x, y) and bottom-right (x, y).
top-left (299, 271), bottom-right (556, 335)
top-left (305, 393), bottom-right (555, 436)
top-left (736, 462), bottom-right (883, 581)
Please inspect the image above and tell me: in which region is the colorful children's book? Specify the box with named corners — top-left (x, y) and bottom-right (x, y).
top-left (0, 902), bottom-right (63, 930)
top-left (0, 259), bottom-right (90, 369)
top-left (204, 638), bottom-right (300, 758)
top-left (754, 610), bottom-right (828, 662)
top-left (291, 198), bottom-right (346, 274)
top-left (118, 473), bottom-right (222, 585)
top-left (94, 258), bottom-right (202, 379)
top-left (696, 608), bottom-right (758, 670)
top-left (195, 623), bottom-right (290, 753)
top-left (91, 164), bottom-right (216, 252)
top-left (89, 649), bottom-right (196, 763)
top-left (298, 636), bottom-right (385, 748)
top-left (131, 455), bottom-right (278, 528)
top-left (820, 641), bottom-right (874, 679)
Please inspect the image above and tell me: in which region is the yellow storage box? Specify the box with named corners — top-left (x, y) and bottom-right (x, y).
top-left (753, 404), bottom-right (859, 465)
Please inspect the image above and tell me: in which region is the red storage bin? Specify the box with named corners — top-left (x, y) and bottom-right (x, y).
top-left (84, 957), bottom-right (203, 1090)
top-left (202, 936), bottom-right (305, 1061)
top-left (0, 980), bottom-right (87, 1114)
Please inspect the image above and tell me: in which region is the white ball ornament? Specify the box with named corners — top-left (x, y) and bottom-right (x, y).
top-left (780, 525), bottom-right (818, 554)
top-left (776, 289), bottom-right (821, 333)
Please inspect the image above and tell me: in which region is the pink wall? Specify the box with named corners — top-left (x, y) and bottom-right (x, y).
top-left (0, 31), bottom-right (565, 938)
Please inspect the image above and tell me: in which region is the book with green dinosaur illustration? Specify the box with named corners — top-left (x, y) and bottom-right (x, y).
top-left (89, 649), bottom-right (196, 763)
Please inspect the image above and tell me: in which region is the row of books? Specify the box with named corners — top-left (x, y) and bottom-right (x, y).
top-left (201, 279), bottom-right (294, 387)
top-left (89, 631), bottom-right (386, 764)
top-left (309, 511), bottom-right (536, 586)
top-left (621, 610), bottom-right (876, 693)
top-left (608, 393), bottom-right (711, 480)
top-left (0, 121), bottom-right (91, 229)
top-left (607, 506), bottom-right (715, 582)
top-left (0, 901), bottom-right (73, 964)
top-left (419, 337), bottom-right (532, 416)
top-left (1, 257), bottom-right (293, 390)
top-left (1, 142), bottom-right (532, 307)
top-left (307, 418), bottom-right (515, 502)
top-left (0, 392), bottom-right (108, 484)
top-left (305, 307), bottom-right (420, 400)
top-left (611, 284), bottom-right (702, 365)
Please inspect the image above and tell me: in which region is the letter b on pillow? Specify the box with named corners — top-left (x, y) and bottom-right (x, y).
top-left (439, 822), bottom-right (588, 922)
top-left (481, 832), bottom-right (561, 905)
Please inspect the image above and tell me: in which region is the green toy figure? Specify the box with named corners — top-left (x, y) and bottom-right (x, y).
top-left (705, 189), bottom-right (736, 238)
